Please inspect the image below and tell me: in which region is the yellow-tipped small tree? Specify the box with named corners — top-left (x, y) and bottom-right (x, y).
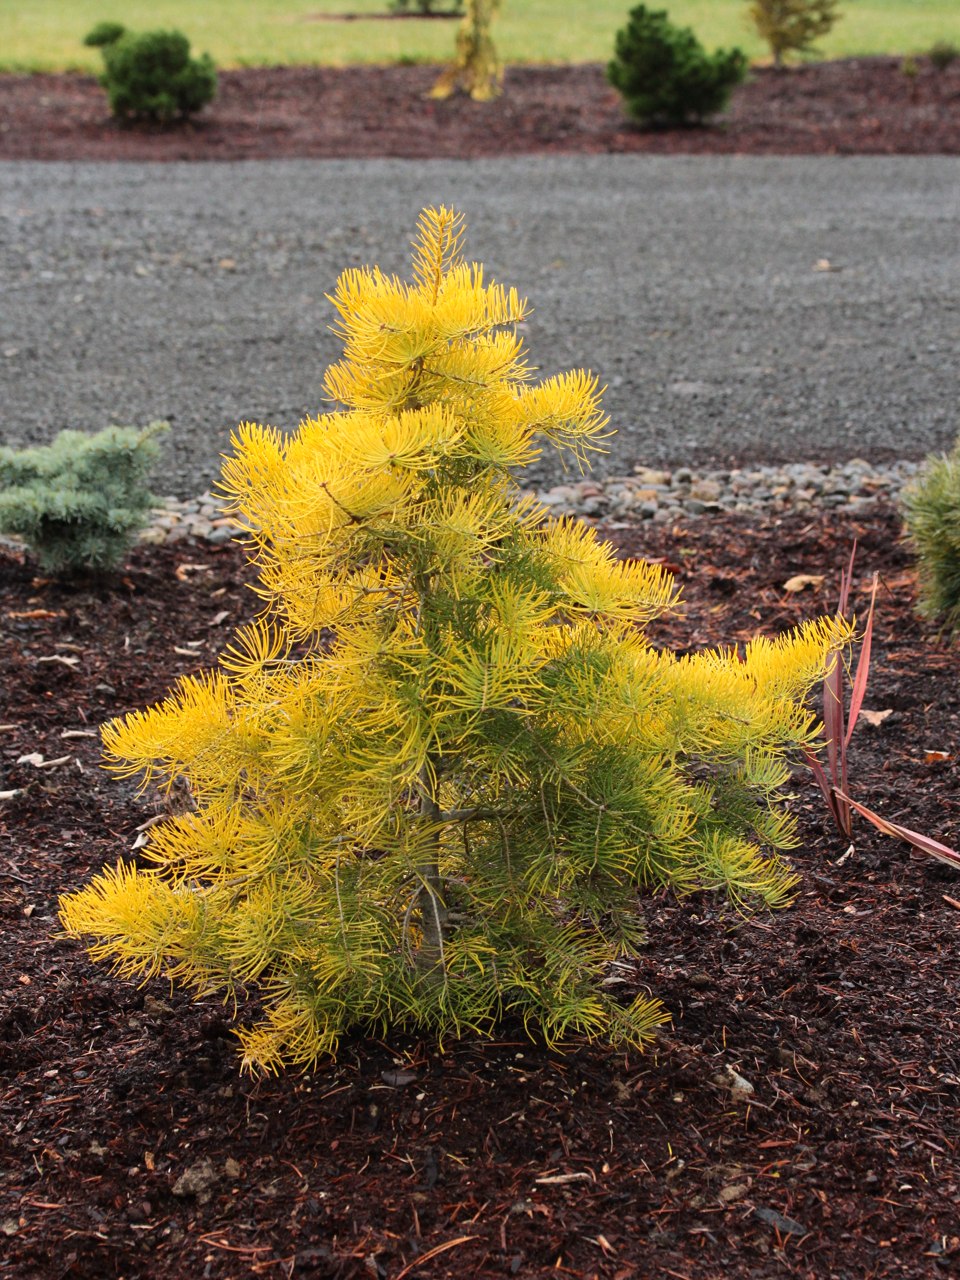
top-left (60, 208), bottom-right (851, 1073)
top-left (748, 0), bottom-right (841, 69)
top-left (430, 0), bottom-right (502, 101)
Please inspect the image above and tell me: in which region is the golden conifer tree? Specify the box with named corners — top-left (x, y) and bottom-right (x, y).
top-left (430, 0), bottom-right (502, 101)
top-left (748, 0), bottom-right (841, 68)
top-left (60, 208), bottom-right (851, 1073)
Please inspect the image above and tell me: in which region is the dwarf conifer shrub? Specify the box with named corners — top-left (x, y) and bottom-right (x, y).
top-left (929, 40), bottom-right (960, 73)
top-left (391, 0), bottom-right (464, 12)
top-left (747, 0), bottom-right (841, 68)
top-left (0, 422), bottom-right (168, 575)
top-left (902, 437), bottom-right (960, 635)
top-left (83, 23), bottom-right (217, 124)
top-left (59, 209), bottom-right (850, 1073)
top-left (608, 6), bottom-right (747, 126)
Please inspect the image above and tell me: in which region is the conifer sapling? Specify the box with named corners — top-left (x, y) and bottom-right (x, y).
top-left (60, 208), bottom-right (852, 1073)
top-left (430, 0), bottom-right (502, 101)
top-left (747, 0), bottom-right (841, 69)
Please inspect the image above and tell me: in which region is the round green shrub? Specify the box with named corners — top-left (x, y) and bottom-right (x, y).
top-left (929, 40), bottom-right (959, 73)
top-left (88, 26), bottom-right (217, 124)
top-left (607, 5), bottom-right (747, 127)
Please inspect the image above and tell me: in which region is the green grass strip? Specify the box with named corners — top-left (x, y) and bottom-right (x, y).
top-left (1, 0), bottom-right (957, 74)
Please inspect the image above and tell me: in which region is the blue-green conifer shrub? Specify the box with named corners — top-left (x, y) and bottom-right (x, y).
top-left (607, 5), bottom-right (747, 126)
top-left (0, 423), bottom-right (168, 575)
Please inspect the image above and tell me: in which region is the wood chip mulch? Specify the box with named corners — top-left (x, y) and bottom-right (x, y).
top-left (1, 57), bottom-right (959, 161)
top-left (1, 501), bottom-right (958, 1279)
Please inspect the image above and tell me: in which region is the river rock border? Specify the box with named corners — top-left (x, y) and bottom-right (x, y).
top-left (141, 458), bottom-right (921, 546)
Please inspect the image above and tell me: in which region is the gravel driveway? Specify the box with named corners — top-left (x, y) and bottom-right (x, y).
top-left (2, 155), bottom-right (957, 498)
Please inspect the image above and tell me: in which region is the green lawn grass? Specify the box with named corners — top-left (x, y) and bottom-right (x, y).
top-left (1, 0), bottom-right (957, 73)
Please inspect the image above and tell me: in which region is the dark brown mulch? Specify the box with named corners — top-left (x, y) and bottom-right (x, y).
top-left (2, 502), bottom-right (959, 1279)
top-left (1, 57), bottom-right (959, 161)
top-left (2, 51), bottom-right (959, 1278)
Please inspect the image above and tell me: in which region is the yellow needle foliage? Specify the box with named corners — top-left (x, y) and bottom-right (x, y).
top-left (59, 207), bottom-right (852, 1074)
top-left (430, 0), bottom-right (502, 102)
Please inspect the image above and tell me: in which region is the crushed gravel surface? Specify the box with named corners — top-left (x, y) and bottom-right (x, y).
top-left (2, 155), bottom-right (958, 497)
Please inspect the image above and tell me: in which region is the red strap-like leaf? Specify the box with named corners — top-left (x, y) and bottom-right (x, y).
top-left (835, 790), bottom-right (960, 870)
top-left (844, 572), bottom-right (878, 752)
top-left (804, 751), bottom-right (850, 837)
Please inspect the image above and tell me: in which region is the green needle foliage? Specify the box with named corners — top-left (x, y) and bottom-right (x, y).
top-left (60, 209), bottom-right (851, 1073)
top-left (607, 6), bottom-right (747, 127)
top-left (902, 436), bottom-right (960, 636)
top-left (84, 22), bottom-right (217, 124)
top-left (0, 422), bottom-right (168, 574)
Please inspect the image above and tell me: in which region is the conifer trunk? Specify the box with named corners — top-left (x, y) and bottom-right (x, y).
top-left (417, 758), bottom-right (447, 971)
top-left (412, 556), bottom-right (446, 972)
